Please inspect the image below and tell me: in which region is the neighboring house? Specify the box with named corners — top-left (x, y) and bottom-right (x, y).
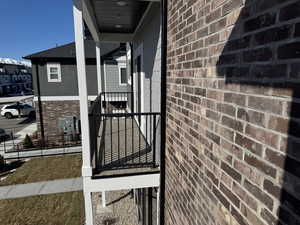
top-left (23, 41), bottom-right (127, 137)
top-left (72, 1), bottom-right (300, 225)
top-left (0, 62), bottom-right (32, 96)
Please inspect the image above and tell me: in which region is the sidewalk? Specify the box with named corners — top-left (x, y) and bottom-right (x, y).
top-left (0, 177), bottom-right (83, 199)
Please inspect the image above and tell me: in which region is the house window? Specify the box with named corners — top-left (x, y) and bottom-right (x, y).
top-left (119, 66), bottom-right (127, 85)
top-left (47, 63), bottom-right (61, 82)
top-left (0, 68), bottom-right (4, 73)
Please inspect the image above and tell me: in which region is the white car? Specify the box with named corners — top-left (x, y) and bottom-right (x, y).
top-left (0, 104), bottom-right (35, 119)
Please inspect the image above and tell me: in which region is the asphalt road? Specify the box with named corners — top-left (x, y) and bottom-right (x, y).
top-left (0, 114), bottom-right (36, 135)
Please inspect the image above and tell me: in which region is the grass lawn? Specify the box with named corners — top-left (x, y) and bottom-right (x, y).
top-left (0, 154), bottom-right (82, 186)
top-left (0, 191), bottom-right (84, 225)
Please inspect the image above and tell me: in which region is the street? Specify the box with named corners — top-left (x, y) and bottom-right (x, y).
top-left (0, 114), bottom-right (36, 135)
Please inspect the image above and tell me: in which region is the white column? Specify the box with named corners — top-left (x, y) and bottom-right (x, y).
top-left (73, 0), bottom-right (92, 177)
top-left (84, 191), bottom-right (94, 225)
top-left (96, 42), bottom-right (102, 94)
top-left (102, 191), bottom-right (106, 207)
top-left (157, 188), bottom-right (160, 225)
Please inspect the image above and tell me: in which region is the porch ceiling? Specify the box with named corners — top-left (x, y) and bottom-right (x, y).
top-left (92, 0), bottom-right (149, 33)
top-left (82, 0), bottom-right (159, 42)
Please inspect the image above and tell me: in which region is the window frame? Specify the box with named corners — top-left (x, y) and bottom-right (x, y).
top-left (47, 63), bottom-right (62, 82)
top-left (127, 48), bottom-right (132, 85)
top-left (118, 63), bottom-right (127, 86)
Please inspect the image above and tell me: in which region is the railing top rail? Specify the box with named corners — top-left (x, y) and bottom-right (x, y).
top-left (96, 112), bottom-right (161, 117)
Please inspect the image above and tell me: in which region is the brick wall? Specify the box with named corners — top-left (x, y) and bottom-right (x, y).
top-left (165, 1), bottom-right (300, 225)
top-left (35, 100), bottom-right (80, 137)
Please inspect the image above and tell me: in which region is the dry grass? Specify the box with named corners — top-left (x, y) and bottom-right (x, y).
top-left (0, 154), bottom-right (82, 186)
top-left (0, 191), bottom-right (85, 225)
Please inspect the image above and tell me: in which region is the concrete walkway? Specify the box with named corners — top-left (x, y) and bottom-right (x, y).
top-left (0, 177), bottom-right (83, 200)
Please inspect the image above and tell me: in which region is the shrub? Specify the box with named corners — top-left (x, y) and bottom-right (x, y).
top-left (23, 134), bottom-right (34, 149)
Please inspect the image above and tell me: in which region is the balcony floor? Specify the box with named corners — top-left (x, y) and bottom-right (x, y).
top-left (93, 117), bottom-right (159, 178)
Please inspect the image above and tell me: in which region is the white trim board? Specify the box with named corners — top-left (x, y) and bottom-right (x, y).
top-left (104, 62), bottom-right (107, 92)
top-left (84, 173), bottom-right (160, 192)
top-left (96, 43), bottom-right (102, 94)
top-left (33, 96), bottom-right (98, 101)
top-left (118, 64), bottom-right (127, 86)
top-left (133, 43), bottom-right (145, 133)
top-left (47, 63), bottom-right (62, 83)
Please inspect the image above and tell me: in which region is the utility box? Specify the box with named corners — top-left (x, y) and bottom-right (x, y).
top-left (58, 116), bottom-right (80, 140)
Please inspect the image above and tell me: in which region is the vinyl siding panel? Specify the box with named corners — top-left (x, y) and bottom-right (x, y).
top-left (104, 61), bottom-right (127, 93)
top-left (32, 62), bottom-right (98, 96)
top-left (132, 3), bottom-right (161, 163)
top-left (133, 3), bottom-right (161, 114)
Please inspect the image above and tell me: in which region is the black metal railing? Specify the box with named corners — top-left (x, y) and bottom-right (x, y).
top-left (95, 112), bottom-right (160, 172)
top-left (0, 132), bottom-right (81, 154)
top-left (89, 92), bottom-right (132, 165)
top-left (89, 91), bottom-right (161, 173)
top-left (89, 95), bottom-right (102, 163)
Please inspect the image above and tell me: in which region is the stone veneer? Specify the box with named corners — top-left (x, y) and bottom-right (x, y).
top-left (35, 100), bottom-right (80, 137)
top-left (165, 1), bottom-right (300, 225)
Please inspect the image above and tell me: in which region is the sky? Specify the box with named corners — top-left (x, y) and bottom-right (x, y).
top-left (0, 0), bottom-right (75, 62)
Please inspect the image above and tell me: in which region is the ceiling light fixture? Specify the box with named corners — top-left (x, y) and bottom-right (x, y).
top-left (117, 1), bottom-right (127, 6)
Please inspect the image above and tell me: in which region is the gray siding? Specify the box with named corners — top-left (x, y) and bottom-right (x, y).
top-left (32, 62), bottom-right (98, 96)
top-left (132, 3), bottom-right (161, 161)
top-left (104, 61), bottom-right (127, 93)
top-left (133, 3), bottom-right (161, 114)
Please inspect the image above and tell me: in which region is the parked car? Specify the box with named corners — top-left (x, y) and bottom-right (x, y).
top-left (0, 103), bottom-right (35, 119)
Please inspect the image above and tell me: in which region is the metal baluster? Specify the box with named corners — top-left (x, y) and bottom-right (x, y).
top-left (117, 116), bottom-right (120, 164)
top-left (132, 115), bottom-right (134, 164)
top-left (103, 115), bottom-right (105, 167)
top-left (110, 116), bottom-right (113, 163)
top-left (146, 115), bottom-right (148, 163)
top-left (125, 115), bottom-right (127, 160)
top-left (139, 115), bottom-right (141, 164)
top-left (152, 115), bottom-right (156, 167)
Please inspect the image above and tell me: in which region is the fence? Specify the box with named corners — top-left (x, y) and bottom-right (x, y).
top-left (0, 132), bottom-right (81, 154)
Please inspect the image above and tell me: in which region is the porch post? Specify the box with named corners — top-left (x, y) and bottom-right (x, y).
top-left (73, 0), bottom-right (92, 177)
top-left (102, 191), bottom-right (106, 207)
top-left (73, 1), bottom-right (94, 224)
top-left (96, 42), bottom-right (102, 94)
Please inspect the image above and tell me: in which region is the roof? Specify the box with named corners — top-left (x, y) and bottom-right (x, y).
top-left (23, 40), bottom-right (120, 60)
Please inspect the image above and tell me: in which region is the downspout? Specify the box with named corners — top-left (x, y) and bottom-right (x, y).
top-left (160, 0), bottom-right (167, 224)
top-left (35, 60), bottom-right (45, 146)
